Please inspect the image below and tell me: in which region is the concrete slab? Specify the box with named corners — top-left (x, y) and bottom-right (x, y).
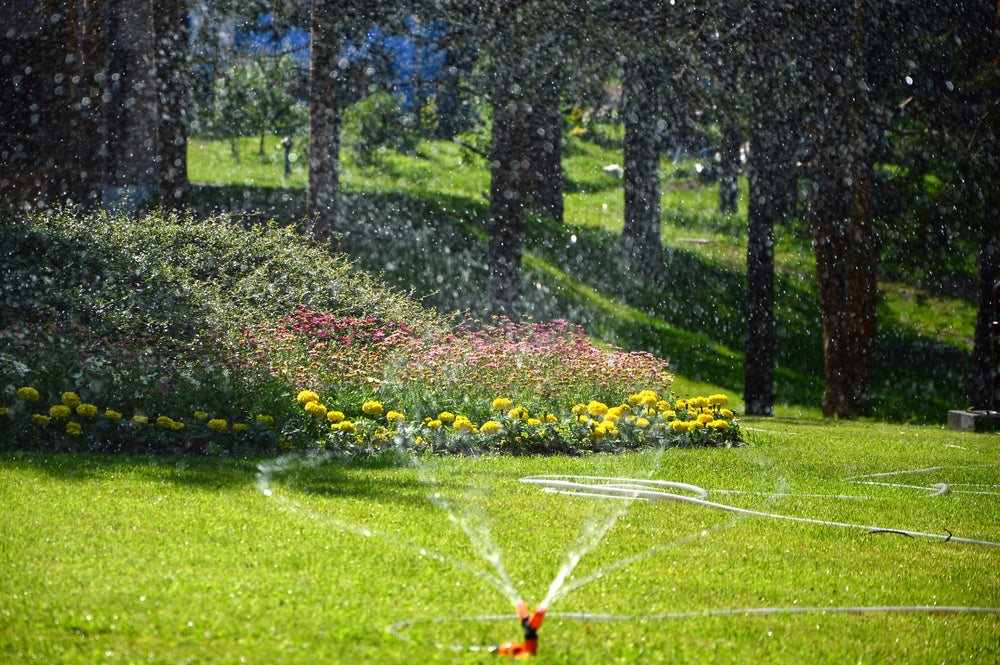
top-left (947, 410), bottom-right (1000, 432)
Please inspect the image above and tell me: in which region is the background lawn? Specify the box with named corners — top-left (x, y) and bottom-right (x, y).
top-left (2, 420), bottom-right (997, 663)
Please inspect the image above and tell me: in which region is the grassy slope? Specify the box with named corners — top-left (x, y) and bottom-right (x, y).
top-left (188, 135), bottom-right (978, 423)
top-left (1, 421), bottom-right (997, 664)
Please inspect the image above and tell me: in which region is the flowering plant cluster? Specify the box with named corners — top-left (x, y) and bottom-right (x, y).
top-left (1, 386), bottom-right (280, 455)
top-left (386, 317), bottom-right (676, 419)
top-left (288, 387), bottom-right (740, 456)
top-left (3, 306), bottom-right (742, 455)
top-left (227, 308), bottom-right (418, 398)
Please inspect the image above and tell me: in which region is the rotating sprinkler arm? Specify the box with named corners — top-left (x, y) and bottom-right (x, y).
top-left (493, 602), bottom-right (546, 658)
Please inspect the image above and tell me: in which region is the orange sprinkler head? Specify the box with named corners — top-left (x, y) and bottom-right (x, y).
top-left (494, 604), bottom-right (545, 658)
top-left (516, 602), bottom-right (530, 622)
top-left (527, 606), bottom-right (545, 631)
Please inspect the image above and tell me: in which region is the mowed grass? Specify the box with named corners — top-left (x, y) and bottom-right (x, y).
top-left (187, 133), bottom-right (978, 424)
top-left (2, 420), bottom-right (998, 664)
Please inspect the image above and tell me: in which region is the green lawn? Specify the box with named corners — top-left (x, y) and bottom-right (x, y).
top-left (2, 420), bottom-right (998, 663)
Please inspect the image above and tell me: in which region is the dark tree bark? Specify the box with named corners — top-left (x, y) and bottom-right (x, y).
top-left (307, 0), bottom-right (341, 241)
top-left (718, 122), bottom-right (741, 215)
top-left (524, 78), bottom-right (564, 223)
top-left (487, 76), bottom-right (531, 320)
top-left (621, 55), bottom-right (664, 282)
top-left (970, 215), bottom-right (1000, 411)
top-left (744, 114), bottom-right (798, 415)
top-left (802, 0), bottom-right (880, 419)
top-left (152, 0), bottom-right (189, 209)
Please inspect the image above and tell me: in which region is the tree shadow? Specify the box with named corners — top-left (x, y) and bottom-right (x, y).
top-left (0, 450), bottom-right (437, 506)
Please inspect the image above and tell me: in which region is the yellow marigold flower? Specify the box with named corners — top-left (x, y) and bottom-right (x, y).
top-left (386, 410), bottom-right (405, 424)
top-left (492, 397), bottom-right (512, 410)
top-left (480, 420), bottom-right (501, 435)
top-left (256, 414), bottom-right (274, 426)
top-left (587, 401), bottom-right (608, 417)
top-left (589, 422), bottom-right (608, 440)
top-left (327, 410), bottom-right (345, 423)
top-left (605, 405), bottom-right (626, 422)
top-left (0, 407), bottom-right (9, 418)
top-left (576, 414), bottom-right (590, 424)
top-left (17, 387), bottom-right (40, 403)
top-left (49, 404), bottom-right (72, 419)
top-left (656, 400), bottom-right (672, 412)
top-left (636, 418), bottom-right (651, 428)
top-left (708, 394), bottom-right (729, 407)
top-left (545, 414), bottom-right (558, 423)
top-left (527, 417), bottom-right (541, 426)
top-left (296, 390), bottom-right (319, 405)
top-left (194, 411), bottom-right (209, 420)
top-left (453, 416), bottom-right (475, 433)
top-left (131, 415), bottom-right (149, 426)
top-left (675, 399), bottom-right (688, 410)
top-left (208, 418), bottom-right (227, 432)
top-left (697, 413), bottom-right (715, 425)
top-left (66, 421), bottom-right (82, 436)
top-left (427, 419), bottom-right (443, 429)
top-left (75, 403), bottom-right (98, 418)
top-left (362, 400), bottom-right (383, 417)
top-left (61, 392), bottom-right (81, 409)
top-left (571, 403), bottom-right (588, 416)
top-left (233, 423), bottom-right (249, 433)
top-left (304, 401), bottom-right (327, 418)
top-left (437, 411), bottom-right (455, 423)
top-left (33, 414), bottom-right (50, 427)
top-left (691, 396), bottom-right (710, 409)
top-left (105, 410), bottom-right (122, 422)
top-left (719, 409), bottom-right (735, 420)
top-left (669, 420), bottom-right (688, 432)
top-left (156, 416), bottom-right (175, 429)
top-left (628, 394), bottom-right (642, 405)
top-left (334, 421), bottom-right (356, 433)
top-left (637, 390), bottom-right (659, 408)
top-left (171, 421), bottom-right (184, 431)
top-left (708, 420), bottom-right (729, 430)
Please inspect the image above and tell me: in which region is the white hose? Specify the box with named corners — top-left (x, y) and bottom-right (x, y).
top-left (519, 474), bottom-right (1000, 547)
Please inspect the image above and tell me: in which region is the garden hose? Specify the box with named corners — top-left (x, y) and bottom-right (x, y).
top-left (518, 473), bottom-right (1000, 547)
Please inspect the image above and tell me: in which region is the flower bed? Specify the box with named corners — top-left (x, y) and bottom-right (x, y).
top-left (2, 310), bottom-right (742, 455)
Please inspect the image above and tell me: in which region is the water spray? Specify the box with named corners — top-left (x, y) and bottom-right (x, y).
top-left (491, 601), bottom-right (546, 658)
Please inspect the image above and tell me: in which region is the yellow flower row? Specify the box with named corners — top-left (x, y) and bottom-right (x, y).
top-left (12, 386), bottom-right (272, 438)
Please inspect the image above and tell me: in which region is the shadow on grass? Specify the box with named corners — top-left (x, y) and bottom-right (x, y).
top-left (0, 450), bottom-right (437, 505)
top-left (188, 183), bottom-right (972, 424)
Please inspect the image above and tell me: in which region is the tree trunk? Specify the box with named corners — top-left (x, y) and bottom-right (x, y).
top-left (807, 134), bottom-right (878, 419)
top-left (970, 226), bottom-right (1000, 411)
top-left (718, 122), bottom-right (741, 215)
top-left (621, 55), bottom-right (664, 282)
top-left (804, 0), bottom-right (879, 419)
top-left (525, 79), bottom-right (563, 223)
top-left (487, 79), bottom-right (529, 320)
top-left (307, 0), bottom-right (341, 241)
top-left (744, 111), bottom-right (798, 416)
top-left (151, 0), bottom-right (189, 209)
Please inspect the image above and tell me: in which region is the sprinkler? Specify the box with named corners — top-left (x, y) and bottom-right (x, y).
top-left (491, 602), bottom-right (546, 658)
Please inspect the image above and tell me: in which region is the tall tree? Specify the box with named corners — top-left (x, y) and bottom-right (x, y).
top-left (152, 0), bottom-right (190, 209)
top-left (966, 4), bottom-right (1000, 411)
top-left (803, 0), bottom-right (880, 418)
top-left (742, 1), bottom-right (802, 416)
top-left (306, 0), bottom-right (342, 241)
top-left (620, 53), bottom-right (666, 282)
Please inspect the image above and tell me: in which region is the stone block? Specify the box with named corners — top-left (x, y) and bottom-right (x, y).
top-left (947, 410), bottom-right (1000, 432)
